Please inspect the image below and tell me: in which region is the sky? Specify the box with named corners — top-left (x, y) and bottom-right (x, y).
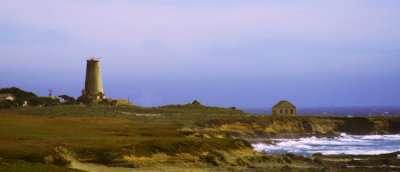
top-left (0, 0), bottom-right (399, 108)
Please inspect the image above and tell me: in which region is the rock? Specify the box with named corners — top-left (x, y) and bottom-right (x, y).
top-left (44, 154), bottom-right (70, 166)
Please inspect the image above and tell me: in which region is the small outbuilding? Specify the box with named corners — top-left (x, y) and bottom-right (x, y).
top-left (272, 100), bottom-right (296, 115)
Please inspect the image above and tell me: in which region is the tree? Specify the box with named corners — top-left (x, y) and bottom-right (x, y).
top-left (77, 95), bottom-right (92, 106)
top-left (58, 95), bottom-right (76, 105)
top-left (0, 87), bottom-right (37, 106)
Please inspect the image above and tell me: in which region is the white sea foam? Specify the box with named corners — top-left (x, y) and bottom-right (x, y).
top-left (252, 134), bottom-right (400, 156)
top-left (361, 135), bottom-right (383, 140)
top-left (277, 140), bottom-right (304, 147)
top-left (337, 137), bottom-right (363, 143)
top-left (295, 144), bottom-right (312, 149)
top-left (252, 143), bottom-right (273, 152)
top-left (385, 135), bottom-right (400, 140)
top-left (322, 150), bottom-right (391, 155)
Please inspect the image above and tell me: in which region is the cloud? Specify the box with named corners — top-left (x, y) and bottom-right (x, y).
top-left (1, 0), bottom-right (399, 46)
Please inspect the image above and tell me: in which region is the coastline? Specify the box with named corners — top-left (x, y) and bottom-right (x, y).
top-left (1, 105), bottom-right (400, 171)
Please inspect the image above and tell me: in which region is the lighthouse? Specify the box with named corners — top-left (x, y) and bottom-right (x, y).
top-left (82, 58), bottom-right (105, 100)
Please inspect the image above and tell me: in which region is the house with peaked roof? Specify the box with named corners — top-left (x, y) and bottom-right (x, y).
top-left (272, 100), bottom-right (296, 115)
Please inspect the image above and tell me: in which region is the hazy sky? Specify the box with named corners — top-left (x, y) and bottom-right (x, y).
top-left (1, 0), bottom-right (399, 108)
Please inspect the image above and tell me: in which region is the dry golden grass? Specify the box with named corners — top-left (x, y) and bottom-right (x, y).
top-left (0, 109), bottom-right (250, 167)
top-left (0, 110), bottom-right (178, 161)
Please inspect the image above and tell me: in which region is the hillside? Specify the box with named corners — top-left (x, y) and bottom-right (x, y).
top-left (1, 104), bottom-right (400, 171)
top-left (11, 104), bottom-right (400, 138)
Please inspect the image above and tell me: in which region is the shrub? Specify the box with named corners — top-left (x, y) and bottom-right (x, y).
top-left (28, 97), bottom-right (60, 106)
top-left (0, 100), bottom-right (16, 109)
top-left (77, 95), bottom-right (92, 105)
top-left (0, 87), bottom-right (37, 106)
top-left (58, 95), bottom-right (76, 105)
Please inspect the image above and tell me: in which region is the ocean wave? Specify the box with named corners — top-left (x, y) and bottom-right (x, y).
top-left (361, 135), bottom-right (384, 140)
top-left (295, 144), bottom-right (312, 149)
top-left (360, 134), bottom-right (400, 141)
top-left (252, 143), bottom-right (275, 152)
top-left (252, 134), bottom-right (400, 156)
top-left (322, 150), bottom-right (391, 155)
top-left (384, 135), bottom-right (400, 140)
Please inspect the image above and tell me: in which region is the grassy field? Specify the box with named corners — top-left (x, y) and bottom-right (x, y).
top-left (12, 104), bottom-right (247, 126)
top-left (0, 159), bottom-right (83, 172)
top-left (1, 104), bottom-right (400, 171)
top-left (0, 108), bottom-right (248, 161)
top-left (12, 105), bottom-right (400, 136)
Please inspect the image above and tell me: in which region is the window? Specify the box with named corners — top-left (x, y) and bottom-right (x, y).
top-left (286, 109), bottom-right (288, 114)
top-left (280, 109), bottom-right (282, 114)
top-left (291, 109), bottom-right (293, 114)
top-left (274, 110), bottom-right (276, 115)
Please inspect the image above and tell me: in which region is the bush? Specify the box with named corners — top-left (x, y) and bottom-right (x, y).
top-left (312, 152), bottom-right (323, 157)
top-left (99, 99), bottom-right (109, 106)
top-left (77, 95), bottom-right (92, 105)
top-left (0, 100), bottom-right (16, 109)
top-left (58, 95), bottom-right (76, 105)
top-left (28, 97), bottom-right (60, 106)
top-left (0, 87), bottom-right (37, 106)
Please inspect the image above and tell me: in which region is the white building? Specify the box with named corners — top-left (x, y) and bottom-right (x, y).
top-left (0, 94), bottom-right (15, 101)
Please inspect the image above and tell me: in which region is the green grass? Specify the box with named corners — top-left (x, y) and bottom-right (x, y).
top-left (0, 159), bottom-right (83, 172)
top-left (10, 105), bottom-right (400, 137)
top-left (0, 107), bottom-right (252, 166)
top-left (10, 104), bottom-right (248, 127)
top-left (2, 105), bottom-right (400, 170)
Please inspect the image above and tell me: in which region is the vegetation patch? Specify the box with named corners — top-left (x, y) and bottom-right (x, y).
top-left (0, 159), bottom-right (82, 172)
top-left (1, 96), bottom-right (400, 171)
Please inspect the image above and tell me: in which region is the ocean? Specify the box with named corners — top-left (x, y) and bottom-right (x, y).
top-left (245, 106), bottom-right (400, 155)
top-left (252, 133), bottom-right (400, 156)
top-left (243, 106), bottom-right (400, 116)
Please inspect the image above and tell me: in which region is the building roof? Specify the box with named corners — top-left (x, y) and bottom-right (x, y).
top-left (272, 100), bottom-right (296, 108)
top-left (0, 94), bottom-right (14, 98)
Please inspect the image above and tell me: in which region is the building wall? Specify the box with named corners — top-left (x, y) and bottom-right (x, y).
top-left (84, 59), bottom-right (105, 99)
top-left (272, 107), bottom-right (296, 115)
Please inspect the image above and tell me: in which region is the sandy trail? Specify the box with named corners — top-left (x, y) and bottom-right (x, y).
top-left (70, 160), bottom-right (137, 172)
top-left (56, 146), bottom-right (215, 172)
top-left (70, 159), bottom-right (218, 172)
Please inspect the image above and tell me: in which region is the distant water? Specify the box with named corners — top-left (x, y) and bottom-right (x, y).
top-left (243, 106), bottom-right (400, 116)
top-left (252, 133), bottom-right (400, 156)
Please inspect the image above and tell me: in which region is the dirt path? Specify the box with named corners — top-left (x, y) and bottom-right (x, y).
top-left (55, 146), bottom-right (217, 172)
top-left (70, 160), bottom-right (138, 172)
top-left (70, 160), bottom-right (217, 172)
top-left (70, 159), bottom-right (220, 172)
